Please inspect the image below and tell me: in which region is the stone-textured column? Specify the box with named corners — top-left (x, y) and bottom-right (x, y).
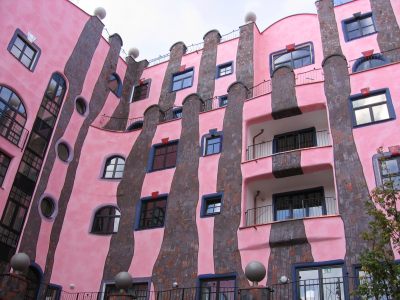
top-left (197, 30), bottom-right (221, 100)
top-left (19, 16), bottom-right (104, 261)
top-left (236, 23), bottom-right (254, 96)
top-left (104, 56), bottom-right (148, 131)
top-left (213, 82), bottom-right (248, 287)
top-left (42, 34), bottom-right (122, 283)
top-left (102, 105), bottom-right (160, 282)
top-left (271, 66), bottom-right (301, 119)
top-left (317, 0), bottom-right (372, 276)
top-left (159, 42), bottom-right (187, 110)
top-left (272, 151), bottom-right (303, 178)
top-left (152, 94), bottom-right (202, 291)
top-left (370, 0), bottom-right (400, 61)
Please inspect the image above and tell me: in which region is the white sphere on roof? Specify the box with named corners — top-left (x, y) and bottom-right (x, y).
top-left (94, 7), bottom-right (106, 20)
top-left (128, 47), bottom-right (140, 59)
top-left (245, 12), bottom-right (257, 23)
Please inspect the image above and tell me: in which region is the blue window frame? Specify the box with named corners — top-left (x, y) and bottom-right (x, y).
top-left (372, 151), bottom-right (400, 190)
top-left (216, 62), bottom-right (233, 78)
top-left (109, 73), bottom-right (122, 97)
top-left (136, 195), bottom-right (167, 230)
top-left (349, 89), bottom-right (395, 127)
top-left (295, 262), bottom-right (347, 300)
top-left (198, 274), bottom-right (236, 299)
top-left (270, 43), bottom-right (314, 72)
top-left (342, 12), bottom-right (377, 42)
top-left (333, 0), bottom-right (353, 6)
top-left (172, 68), bottom-right (194, 92)
top-left (7, 29), bottom-right (41, 71)
top-left (201, 130), bottom-right (223, 156)
top-left (352, 54), bottom-right (387, 73)
top-left (148, 141), bottom-right (179, 172)
top-left (201, 193), bottom-right (223, 217)
top-left (219, 95), bottom-right (228, 107)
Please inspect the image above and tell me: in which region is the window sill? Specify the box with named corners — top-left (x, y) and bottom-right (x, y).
top-left (345, 32), bottom-right (377, 43)
top-left (171, 85), bottom-right (193, 93)
top-left (135, 226), bottom-right (165, 231)
top-left (203, 152), bottom-right (221, 157)
top-left (200, 213), bottom-right (221, 218)
top-left (353, 117), bottom-right (395, 129)
top-left (147, 166), bottom-right (176, 173)
top-left (216, 73), bottom-right (233, 79)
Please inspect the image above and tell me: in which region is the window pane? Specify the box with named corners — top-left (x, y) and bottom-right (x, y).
top-left (360, 17), bottom-right (373, 27)
top-left (274, 52), bottom-right (292, 65)
top-left (353, 94), bottom-right (387, 108)
top-left (172, 81), bottom-right (182, 91)
top-left (346, 21), bottom-right (359, 31)
top-left (348, 30), bottom-right (361, 40)
top-left (14, 37), bottom-right (25, 50)
top-left (292, 48), bottom-right (310, 59)
top-left (354, 108), bottom-right (372, 125)
top-left (24, 46), bottom-right (35, 59)
top-left (362, 25), bottom-right (376, 35)
top-left (372, 104), bottom-right (389, 122)
top-left (182, 77), bottom-right (192, 88)
top-left (381, 158), bottom-right (399, 175)
top-left (10, 46), bottom-right (22, 58)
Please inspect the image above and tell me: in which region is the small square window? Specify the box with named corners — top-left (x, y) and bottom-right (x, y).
top-left (219, 95), bottom-right (228, 107)
top-left (150, 141), bottom-right (178, 171)
top-left (205, 136), bottom-right (222, 155)
top-left (350, 89), bottom-right (395, 127)
top-left (138, 196), bottom-right (167, 230)
top-left (172, 69), bottom-right (194, 92)
top-left (217, 62), bottom-right (233, 78)
top-left (343, 13), bottom-right (377, 41)
top-left (8, 30), bottom-right (40, 71)
top-left (132, 80), bottom-right (151, 102)
top-left (201, 193), bottom-right (223, 217)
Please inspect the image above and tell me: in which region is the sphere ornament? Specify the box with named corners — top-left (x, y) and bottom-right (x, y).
top-left (115, 272), bottom-right (132, 290)
top-left (10, 253), bottom-right (30, 273)
top-left (94, 7), bottom-right (106, 20)
top-left (245, 261), bottom-right (266, 285)
top-left (245, 12), bottom-right (257, 23)
top-left (128, 48), bottom-right (140, 59)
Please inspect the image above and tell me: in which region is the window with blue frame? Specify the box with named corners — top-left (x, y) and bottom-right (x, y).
top-left (350, 89), bottom-right (395, 127)
top-left (219, 95), bottom-right (228, 107)
top-left (296, 264), bottom-right (346, 300)
top-left (372, 152), bottom-right (400, 190)
top-left (271, 43), bottom-right (313, 72)
top-left (352, 54), bottom-right (387, 73)
top-left (343, 13), bottom-right (377, 41)
top-left (150, 141), bottom-right (178, 171)
top-left (201, 193), bottom-right (223, 217)
top-left (108, 73), bottom-right (122, 97)
top-left (138, 196), bottom-right (167, 230)
top-left (216, 62), bottom-right (233, 78)
top-left (333, 0), bottom-right (353, 6)
top-left (172, 69), bottom-right (194, 92)
top-left (205, 136), bottom-right (222, 156)
top-left (8, 29), bottom-right (41, 71)
top-left (199, 276), bottom-right (236, 299)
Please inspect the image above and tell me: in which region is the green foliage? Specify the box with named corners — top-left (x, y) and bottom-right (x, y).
top-left (357, 153), bottom-right (400, 299)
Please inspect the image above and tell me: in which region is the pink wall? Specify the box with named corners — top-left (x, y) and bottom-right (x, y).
top-left (215, 38), bottom-right (239, 96)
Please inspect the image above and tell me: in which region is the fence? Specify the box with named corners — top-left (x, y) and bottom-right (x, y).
top-left (245, 197), bottom-right (337, 226)
top-left (246, 130), bottom-right (331, 161)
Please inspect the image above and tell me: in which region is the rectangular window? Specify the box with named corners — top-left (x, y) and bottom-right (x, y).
top-left (44, 285), bottom-right (61, 300)
top-left (138, 197), bottom-right (167, 230)
top-left (199, 276), bottom-right (236, 299)
top-left (172, 69), bottom-right (194, 92)
top-left (205, 136), bottom-right (222, 155)
top-left (202, 194), bottom-right (223, 217)
top-left (104, 282), bottom-right (148, 300)
top-left (219, 95), bottom-right (228, 107)
top-left (350, 90), bottom-right (395, 127)
top-left (132, 82), bottom-right (150, 102)
top-left (274, 187), bottom-right (325, 221)
top-left (0, 151), bottom-right (11, 186)
top-left (271, 43), bottom-right (313, 72)
top-left (7, 30), bottom-right (40, 71)
top-left (343, 13), bottom-right (377, 41)
top-left (297, 265), bottom-right (345, 300)
top-left (217, 62), bottom-right (233, 78)
top-left (151, 142), bottom-right (178, 171)
top-left (379, 156), bottom-right (400, 189)
top-left (273, 128), bottom-right (316, 154)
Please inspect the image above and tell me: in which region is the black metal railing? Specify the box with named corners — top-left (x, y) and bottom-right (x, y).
top-left (245, 197), bottom-right (337, 226)
top-left (0, 113), bottom-right (29, 149)
top-left (246, 130), bottom-right (331, 161)
top-left (159, 107), bottom-right (182, 123)
top-left (201, 96), bottom-right (224, 112)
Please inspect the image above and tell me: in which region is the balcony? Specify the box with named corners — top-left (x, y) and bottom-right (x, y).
top-left (244, 169), bottom-right (337, 227)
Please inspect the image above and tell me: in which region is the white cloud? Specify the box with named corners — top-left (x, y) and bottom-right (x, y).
top-left (70, 0), bottom-right (316, 60)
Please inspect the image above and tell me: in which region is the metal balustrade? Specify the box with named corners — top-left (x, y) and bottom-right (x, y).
top-left (245, 197), bottom-right (337, 226)
top-left (246, 130), bottom-right (331, 161)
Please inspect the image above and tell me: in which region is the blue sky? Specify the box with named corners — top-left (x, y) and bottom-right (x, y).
top-left (70, 0), bottom-right (317, 61)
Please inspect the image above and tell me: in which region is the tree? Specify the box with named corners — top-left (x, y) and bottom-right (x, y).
top-left (357, 151), bottom-right (400, 299)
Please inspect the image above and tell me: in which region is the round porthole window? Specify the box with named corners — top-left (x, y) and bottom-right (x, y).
top-left (75, 97), bottom-right (87, 116)
top-left (40, 197), bottom-right (55, 219)
top-left (57, 142), bottom-right (71, 162)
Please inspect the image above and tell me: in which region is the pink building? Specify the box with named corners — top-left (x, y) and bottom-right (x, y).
top-left (0, 0), bottom-right (399, 299)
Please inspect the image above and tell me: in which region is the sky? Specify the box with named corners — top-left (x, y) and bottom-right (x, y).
top-left (70, 0), bottom-right (317, 61)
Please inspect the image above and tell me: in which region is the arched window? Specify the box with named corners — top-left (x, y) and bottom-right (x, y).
top-left (108, 73), bottom-right (122, 97)
top-left (0, 85), bottom-right (27, 146)
top-left (352, 54), bottom-right (387, 72)
top-left (91, 206), bottom-right (121, 234)
top-left (103, 156), bottom-right (125, 179)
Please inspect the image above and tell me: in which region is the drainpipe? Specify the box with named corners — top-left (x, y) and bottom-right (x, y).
top-left (253, 190), bottom-right (261, 226)
top-left (252, 129), bottom-right (264, 159)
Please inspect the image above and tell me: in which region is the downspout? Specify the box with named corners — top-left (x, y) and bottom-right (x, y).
top-left (252, 129), bottom-right (264, 159)
top-left (253, 190), bottom-right (261, 226)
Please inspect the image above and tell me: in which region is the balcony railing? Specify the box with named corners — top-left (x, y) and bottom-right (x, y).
top-left (93, 114), bottom-right (144, 132)
top-left (245, 197), bottom-right (337, 226)
top-left (0, 113), bottom-right (29, 149)
top-left (246, 130), bottom-right (331, 161)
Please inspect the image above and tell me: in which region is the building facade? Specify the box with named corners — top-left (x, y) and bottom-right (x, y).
top-left (0, 0), bottom-right (400, 298)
